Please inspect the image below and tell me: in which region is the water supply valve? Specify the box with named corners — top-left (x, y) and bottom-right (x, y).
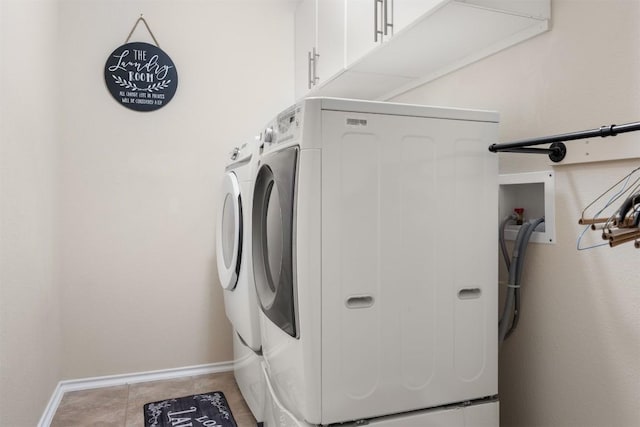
top-left (514, 208), bottom-right (525, 225)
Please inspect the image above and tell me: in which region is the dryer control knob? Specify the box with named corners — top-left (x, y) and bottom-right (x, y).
top-left (264, 127), bottom-right (274, 143)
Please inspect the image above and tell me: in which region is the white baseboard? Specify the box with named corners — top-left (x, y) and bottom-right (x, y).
top-left (38, 383), bottom-right (65, 427)
top-left (38, 360), bottom-right (233, 427)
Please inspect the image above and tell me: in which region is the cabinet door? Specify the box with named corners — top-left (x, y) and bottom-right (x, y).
top-left (316, 0), bottom-right (345, 85)
top-left (390, 0), bottom-right (443, 36)
top-left (346, 0), bottom-right (441, 67)
top-left (345, 0), bottom-right (382, 66)
top-left (295, 0), bottom-right (317, 99)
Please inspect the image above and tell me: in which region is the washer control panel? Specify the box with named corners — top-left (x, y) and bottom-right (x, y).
top-left (277, 105), bottom-right (299, 137)
top-left (260, 103), bottom-right (302, 152)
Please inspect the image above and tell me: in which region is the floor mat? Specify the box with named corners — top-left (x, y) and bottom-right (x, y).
top-left (144, 391), bottom-right (237, 427)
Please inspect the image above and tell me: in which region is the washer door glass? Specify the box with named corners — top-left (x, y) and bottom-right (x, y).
top-left (253, 146), bottom-right (298, 338)
top-left (265, 180), bottom-right (283, 295)
top-left (216, 172), bottom-right (242, 291)
top-left (255, 168), bottom-right (280, 309)
top-left (222, 193), bottom-right (238, 269)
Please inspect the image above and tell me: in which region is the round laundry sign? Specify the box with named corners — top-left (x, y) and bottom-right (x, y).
top-left (104, 42), bottom-right (178, 112)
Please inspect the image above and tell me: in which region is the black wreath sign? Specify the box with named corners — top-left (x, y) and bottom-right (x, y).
top-left (104, 41), bottom-right (178, 112)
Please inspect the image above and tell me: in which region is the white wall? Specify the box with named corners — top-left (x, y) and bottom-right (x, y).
top-left (0, 1), bottom-right (62, 425)
top-left (5, 1), bottom-right (639, 426)
top-left (1, 1), bottom-right (294, 423)
top-left (394, 1), bottom-right (640, 426)
top-left (57, 0), bottom-right (295, 379)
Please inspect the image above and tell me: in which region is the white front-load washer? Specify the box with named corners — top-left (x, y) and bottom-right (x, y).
top-left (215, 141), bottom-right (264, 421)
top-left (252, 98), bottom-right (499, 426)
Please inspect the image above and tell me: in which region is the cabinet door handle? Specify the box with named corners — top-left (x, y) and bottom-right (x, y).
top-left (384, 0), bottom-right (394, 36)
top-left (307, 51), bottom-right (313, 89)
top-left (308, 48), bottom-right (320, 89)
top-left (312, 47), bottom-right (320, 85)
top-left (374, 0), bottom-right (384, 42)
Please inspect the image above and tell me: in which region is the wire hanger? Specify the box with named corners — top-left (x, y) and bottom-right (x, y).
top-left (577, 166), bottom-right (640, 250)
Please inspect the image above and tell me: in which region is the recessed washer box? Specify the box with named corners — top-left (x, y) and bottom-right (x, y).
top-left (499, 171), bottom-right (556, 244)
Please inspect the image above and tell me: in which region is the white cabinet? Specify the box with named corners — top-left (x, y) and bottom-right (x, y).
top-left (392, 0), bottom-right (447, 34)
top-left (317, 1), bottom-right (345, 85)
top-left (294, 0), bottom-right (315, 98)
top-left (294, 0), bottom-right (345, 99)
top-left (296, 0), bottom-right (551, 100)
top-left (344, 0), bottom-right (376, 67)
top-left (346, 0), bottom-right (443, 66)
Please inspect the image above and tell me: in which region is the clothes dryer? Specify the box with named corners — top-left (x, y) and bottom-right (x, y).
top-left (215, 141), bottom-right (264, 420)
top-left (253, 98), bottom-right (499, 426)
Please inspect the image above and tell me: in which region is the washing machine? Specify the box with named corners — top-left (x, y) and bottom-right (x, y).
top-left (215, 141), bottom-right (264, 421)
top-left (252, 98), bottom-right (499, 426)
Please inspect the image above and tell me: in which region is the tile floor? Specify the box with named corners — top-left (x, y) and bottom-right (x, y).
top-left (50, 371), bottom-right (257, 427)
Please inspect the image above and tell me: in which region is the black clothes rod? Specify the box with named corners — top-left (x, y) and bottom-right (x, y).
top-left (488, 121), bottom-right (640, 162)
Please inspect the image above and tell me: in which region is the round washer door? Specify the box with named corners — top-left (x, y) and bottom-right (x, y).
top-left (216, 171), bottom-right (243, 290)
top-left (253, 146), bottom-right (298, 338)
